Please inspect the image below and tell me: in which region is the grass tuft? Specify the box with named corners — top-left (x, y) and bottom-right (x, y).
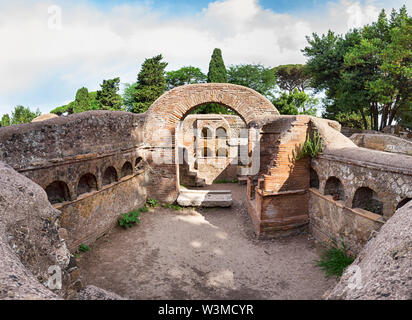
top-left (316, 241), bottom-right (355, 278)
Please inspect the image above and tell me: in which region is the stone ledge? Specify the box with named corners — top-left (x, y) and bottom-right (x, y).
top-left (177, 189), bottom-right (232, 207)
top-left (309, 188), bottom-right (385, 223)
top-left (53, 170), bottom-right (145, 208)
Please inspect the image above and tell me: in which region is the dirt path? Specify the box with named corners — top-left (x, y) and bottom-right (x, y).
top-left (76, 184), bottom-right (336, 299)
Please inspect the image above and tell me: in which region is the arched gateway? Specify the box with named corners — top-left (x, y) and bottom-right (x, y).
top-left (144, 83), bottom-right (279, 143)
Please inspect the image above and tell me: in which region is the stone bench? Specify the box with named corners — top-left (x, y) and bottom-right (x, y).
top-left (177, 189), bottom-right (232, 207)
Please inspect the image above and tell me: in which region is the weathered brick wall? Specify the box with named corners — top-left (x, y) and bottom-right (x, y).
top-left (144, 83), bottom-right (279, 200)
top-left (57, 171), bottom-right (147, 251)
top-left (247, 116), bottom-right (312, 238)
top-left (178, 114), bottom-right (247, 185)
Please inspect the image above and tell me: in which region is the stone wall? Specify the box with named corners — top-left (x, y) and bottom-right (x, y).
top-left (55, 171), bottom-right (147, 251)
top-left (0, 111), bottom-right (149, 251)
top-left (178, 114), bottom-right (247, 185)
top-left (310, 148), bottom-right (412, 253)
top-left (350, 133), bottom-right (412, 155)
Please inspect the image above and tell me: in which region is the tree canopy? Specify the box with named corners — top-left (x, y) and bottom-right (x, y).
top-left (128, 54), bottom-right (168, 113)
top-left (1, 114), bottom-right (10, 127)
top-left (303, 6), bottom-right (411, 130)
top-left (272, 89), bottom-right (318, 116)
top-left (1, 106), bottom-right (41, 125)
top-left (273, 64), bottom-right (312, 93)
top-left (227, 64), bottom-right (276, 98)
top-left (96, 77), bottom-right (123, 111)
top-left (166, 66), bottom-right (206, 90)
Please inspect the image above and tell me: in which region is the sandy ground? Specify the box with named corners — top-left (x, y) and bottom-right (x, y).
top-left (76, 183), bottom-right (336, 300)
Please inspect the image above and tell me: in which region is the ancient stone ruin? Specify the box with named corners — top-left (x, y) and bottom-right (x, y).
top-left (0, 83), bottom-right (411, 299)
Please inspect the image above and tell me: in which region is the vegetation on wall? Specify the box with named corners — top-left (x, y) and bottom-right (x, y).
top-left (293, 131), bottom-right (323, 160)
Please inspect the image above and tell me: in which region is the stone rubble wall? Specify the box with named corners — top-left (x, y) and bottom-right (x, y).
top-left (350, 133), bottom-right (412, 156)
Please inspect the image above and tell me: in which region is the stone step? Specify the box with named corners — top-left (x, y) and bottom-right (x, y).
top-left (177, 189), bottom-right (232, 207)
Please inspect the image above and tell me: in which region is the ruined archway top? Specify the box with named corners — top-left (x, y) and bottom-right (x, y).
top-left (144, 83), bottom-right (279, 143)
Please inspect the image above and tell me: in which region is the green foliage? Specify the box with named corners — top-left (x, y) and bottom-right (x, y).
top-left (50, 90), bottom-right (100, 115)
top-left (129, 54), bottom-right (168, 113)
top-left (9, 105), bottom-right (41, 125)
top-left (303, 6), bottom-right (411, 131)
top-left (335, 111), bottom-right (370, 129)
top-left (273, 64), bottom-right (312, 93)
top-left (272, 89), bottom-right (318, 116)
top-left (227, 64), bottom-right (276, 98)
top-left (96, 77), bottom-right (123, 110)
top-left (78, 243), bottom-right (90, 252)
top-left (316, 241), bottom-right (355, 278)
top-left (146, 198), bottom-right (159, 207)
top-left (72, 87), bottom-right (91, 113)
top-left (163, 203), bottom-right (183, 211)
top-left (293, 131), bottom-right (323, 160)
top-left (166, 66), bottom-right (207, 90)
top-left (1, 114), bottom-right (10, 127)
top-left (207, 48), bottom-right (227, 83)
top-left (118, 209), bottom-right (141, 229)
top-left (214, 178), bottom-right (239, 184)
top-left (73, 252), bottom-right (79, 259)
top-left (199, 48), bottom-right (230, 114)
top-left (138, 206), bottom-right (149, 213)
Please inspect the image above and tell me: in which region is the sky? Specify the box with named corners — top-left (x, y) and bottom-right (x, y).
top-left (0, 0), bottom-right (410, 116)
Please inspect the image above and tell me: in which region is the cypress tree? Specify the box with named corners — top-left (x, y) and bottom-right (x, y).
top-left (132, 54), bottom-right (168, 113)
top-left (195, 48), bottom-right (232, 114)
top-left (207, 48), bottom-right (227, 83)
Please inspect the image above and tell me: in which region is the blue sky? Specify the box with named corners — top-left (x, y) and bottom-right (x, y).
top-left (0, 0), bottom-right (409, 117)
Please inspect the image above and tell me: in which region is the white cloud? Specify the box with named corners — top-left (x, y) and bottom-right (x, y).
top-left (0, 0), bottom-right (408, 115)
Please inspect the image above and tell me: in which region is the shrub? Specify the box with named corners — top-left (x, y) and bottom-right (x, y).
top-left (118, 209), bottom-right (141, 229)
top-left (146, 198), bottom-right (159, 207)
top-left (293, 131), bottom-right (322, 160)
top-left (78, 243), bottom-right (90, 252)
top-left (316, 241), bottom-right (355, 278)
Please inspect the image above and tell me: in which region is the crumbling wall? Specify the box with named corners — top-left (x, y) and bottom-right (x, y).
top-left (0, 111), bottom-right (149, 251)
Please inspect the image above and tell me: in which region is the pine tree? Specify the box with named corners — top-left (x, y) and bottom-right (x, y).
top-left (73, 87), bottom-right (91, 113)
top-left (96, 77), bottom-right (123, 110)
top-left (131, 54), bottom-right (168, 113)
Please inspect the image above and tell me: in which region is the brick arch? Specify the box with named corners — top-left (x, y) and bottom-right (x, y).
top-left (144, 83), bottom-right (279, 144)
